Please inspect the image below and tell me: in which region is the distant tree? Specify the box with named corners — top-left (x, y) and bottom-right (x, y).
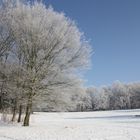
top-left (128, 83), bottom-right (140, 109)
top-left (110, 81), bottom-right (129, 109)
top-left (86, 87), bottom-right (98, 110)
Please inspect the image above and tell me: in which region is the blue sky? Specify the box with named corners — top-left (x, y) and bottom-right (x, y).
top-left (43, 0), bottom-right (140, 87)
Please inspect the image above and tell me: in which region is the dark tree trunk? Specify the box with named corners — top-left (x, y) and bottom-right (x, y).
top-left (0, 56), bottom-right (8, 112)
top-left (11, 99), bottom-right (17, 122)
top-left (0, 95), bottom-right (3, 111)
top-left (23, 97), bottom-right (32, 126)
top-left (17, 105), bottom-right (22, 123)
top-left (0, 86), bottom-right (4, 111)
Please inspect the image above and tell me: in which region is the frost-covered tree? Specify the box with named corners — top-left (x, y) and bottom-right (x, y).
top-left (109, 81), bottom-right (130, 110)
top-left (0, 1), bottom-right (91, 126)
top-left (128, 82), bottom-right (140, 109)
top-left (86, 87), bottom-right (99, 110)
top-left (87, 86), bottom-right (110, 110)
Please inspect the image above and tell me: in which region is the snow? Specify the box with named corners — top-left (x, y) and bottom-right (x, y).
top-left (0, 109), bottom-right (140, 140)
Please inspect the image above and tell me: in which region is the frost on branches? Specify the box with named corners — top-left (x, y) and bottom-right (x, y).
top-left (0, 1), bottom-right (91, 126)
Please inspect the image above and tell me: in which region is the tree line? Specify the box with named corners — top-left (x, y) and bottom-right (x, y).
top-left (35, 81), bottom-right (140, 112)
top-left (86, 81), bottom-right (140, 111)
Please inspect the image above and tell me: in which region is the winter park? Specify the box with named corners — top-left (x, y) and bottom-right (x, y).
top-left (0, 0), bottom-right (140, 140)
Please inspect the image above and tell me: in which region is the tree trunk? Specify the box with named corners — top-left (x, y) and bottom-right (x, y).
top-left (17, 105), bottom-right (22, 123)
top-left (11, 108), bottom-right (16, 122)
top-left (23, 97), bottom-right (32, 126)
top-left (11, 99), bottom-right (17, 122)
top-left (0, 85), bottom-right (4, 111)
top-left (0, 95), bottom-right (3, 111)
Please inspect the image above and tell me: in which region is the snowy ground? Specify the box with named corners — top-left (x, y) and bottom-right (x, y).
top-left (0, 109), bottom-right (140, 140)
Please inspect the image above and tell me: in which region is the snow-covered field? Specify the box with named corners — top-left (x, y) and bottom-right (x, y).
top-left (0, 109), bottom-right (140, 140)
